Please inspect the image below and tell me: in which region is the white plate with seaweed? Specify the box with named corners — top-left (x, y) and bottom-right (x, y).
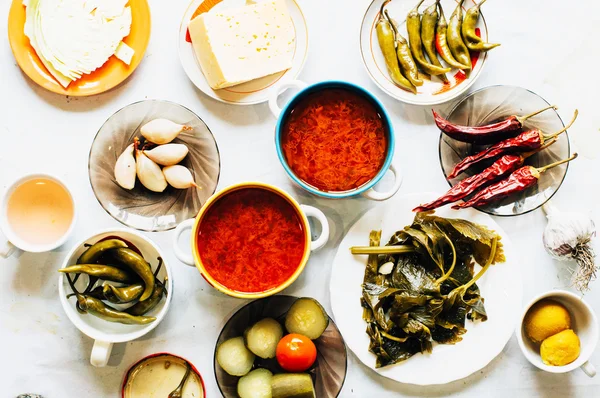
top-left (329, 192), bottom-right (522, 385)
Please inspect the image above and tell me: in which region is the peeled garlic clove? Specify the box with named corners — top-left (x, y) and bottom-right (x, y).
top-left (136, 150), bottom-right (168, 192)
top-left (114, 143), bottom-right (136, 190)
top-left (162, 165), bottom-right (198, 189)
top-left (140, 119), bottom-right (191, 144)
top-left (143, 144), bottom-right (189, 166)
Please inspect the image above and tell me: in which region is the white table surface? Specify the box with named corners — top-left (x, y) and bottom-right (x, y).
top-left (2, 0), bottom-right (600, 396)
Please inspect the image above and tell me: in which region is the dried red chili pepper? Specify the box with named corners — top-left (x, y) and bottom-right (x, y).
top-left (433, 105), bottom-right (557, 144)
top-left (447, 110), bottom-right (578, 178)
top-left (413, 139), bottom-right (557, 212)
top-left (452, 153), bottom-right (578, 210)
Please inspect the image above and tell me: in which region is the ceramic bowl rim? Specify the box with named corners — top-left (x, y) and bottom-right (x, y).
top-left (189, 182), bottom-right (313, 299)
top-left (57, 228), bottom-right (173, 343)
top-left (515, 289), bottom-right (599, 373)
top-left (274, 80), bottom-right (395, 199)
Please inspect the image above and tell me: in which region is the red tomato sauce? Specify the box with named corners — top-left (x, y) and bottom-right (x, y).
top-left (281, 89), bottom-right (388, 192)
top-left (197, 188), bottom-right (306, 293)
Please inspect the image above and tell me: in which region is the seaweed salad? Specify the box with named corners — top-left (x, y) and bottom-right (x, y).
top-left (350, 212), bottom-right (506, 368)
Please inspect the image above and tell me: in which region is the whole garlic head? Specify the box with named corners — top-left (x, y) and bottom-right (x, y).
top-left (143, 144), bottom-right (189, 166)
top-left (162, 165), bottom-right (198, 189)
top-left (114, 143), bottom-right (136, 190)
top-left (140, 119), bottom-right (191, 144)
top-left (136, 150), bottom-right (167, 192)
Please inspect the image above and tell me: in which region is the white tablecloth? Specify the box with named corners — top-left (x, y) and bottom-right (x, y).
top-left (1, 0), bottom-right (599, 396)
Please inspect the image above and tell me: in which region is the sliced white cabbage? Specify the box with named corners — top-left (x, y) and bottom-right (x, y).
top-left (23, 0), bottom-right (134, 88)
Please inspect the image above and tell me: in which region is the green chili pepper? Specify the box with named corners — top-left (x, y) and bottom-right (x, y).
top-left (76, 295), bottom-right (156, 325)
top-left (77, 239), bottom-right (128, 264)
top-left (461, 0), bottom-right (500, 52)
top-left (89, 283), bottom-right (144, 304)
top-left (407, 0), bottom-right (450, 76)
top-left (447, 0), bottom-right (472, 70)
top-left (110, 248), bottom-right (155, 301)
top-left (435, 2), bottom-right (470, 69)
top-left (420, 0), bottom-right (448, 82)
top-left (58, 264), bottom-right (137, 283)
top-left (386, 11), bottom-right (422, 87)
top-left (376, 0), bottom-right (416, 93)
top-left (126, 278), bottom-right (167, 316)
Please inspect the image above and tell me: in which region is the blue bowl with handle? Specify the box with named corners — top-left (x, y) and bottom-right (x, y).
top-left (269, 80), bottom-right (402, 201)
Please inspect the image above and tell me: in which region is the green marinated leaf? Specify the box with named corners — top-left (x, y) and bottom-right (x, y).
top-left (391, 254), bottom-right (439, 295)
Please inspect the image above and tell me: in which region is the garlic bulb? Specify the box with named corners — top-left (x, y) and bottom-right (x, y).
top-left (140, 119), bottom-right (191, 144)
top-left (162, 165), bottom-right (198, 189)
top-left (543, 202), bottom-right (597, 291)
top-left (114, 143), bottom-right (136, 190)
top-left (143, 144), bottom-right (189, 166)
top-left (136, 150), bottom-right (167, 192)
top-left (378, 261), bottom-right (394, 275)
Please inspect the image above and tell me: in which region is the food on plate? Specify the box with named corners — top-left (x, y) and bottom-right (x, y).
top-left (162, 165), bottom-right (198, 189)
top-left (136, 149), bottom-right (168, 192)
top-left (376, 2), bottom-right (416, 93)
top-left (285, 297), bottom-right (329, 340)
top-left (420, 0), bottom-right (449, 83)
top-left (60, 237), bottom-right (167, 325)
top-left (435, 4), bottom-right (469, 69)
top-left (407, 1), bottom-right (450, 76)
top-left (89, 283), bottom-right (144, 304)
top-left (144, 144), bottom-right (190, 166)
top-left (216, 297), bottom-right (329, 395)
top-left (454, 154), bottom-right (577, 209)
top-left (447, 110), bottom-right (578, 178)
top-left (245, 318), bottom-right (284, 359)
top-left (376, 0), bottom-right (497, 94)
top-left (540, 329), bottom-right (581, 366)
top-left (447, 0), bottom-right (472, 71)
top-left (413, 139), bottom-right (557, 212)
top-left (462, 0), bottom-right (500, 52)
top-left (23, 0), bottom-right (134, 88)
top-left (271, 373), bottom-right (316, 398)
top-left (433, 105), bottom-right (557, 144)
top-left (113, 119), bottom-right (197, 192)
top-left (387, 14), bottom-right (422, 87)
top-left (276, 334), bottom-right (317, 372)
top-left (350, 213), bottom-right (505, 367)
top-left (217, 337), bottom-right (256, 376)
top-left (197, 188), bottom-right (305, 293)
top-left (281, 88), bottom-right (388, 192)
top-left (543, 205), bottom-right (598, 292)
top-left (141, 119), bottom-right (191, 145)
top-left (188, 0), bottom-right (295, 90)
top-left (237, 368), bottom-right (273, 398)
top-left (524, 299), bottom-right (572, 343)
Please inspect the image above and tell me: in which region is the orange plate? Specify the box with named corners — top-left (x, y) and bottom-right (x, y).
top-left (7, 0), bottom-right (151, 96)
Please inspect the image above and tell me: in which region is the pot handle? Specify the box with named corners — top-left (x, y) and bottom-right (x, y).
top-left (361, 163), bottom-right (403, 201)
top-left (268, 80), bottom-right (308, 118)
top-left (173, 219), bottom-right (196, 266)
top-left (300, 205), bottom-right (329, 251)
top-left (581, 361), bottom-right (597, 377)
top-left (0, 240), bottom-right (16, 259)
top-left (91, 340), bottom-right (113, 367)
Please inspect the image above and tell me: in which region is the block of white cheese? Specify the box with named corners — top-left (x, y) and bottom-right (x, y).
top-left (188, 0), bottom-right (296, 90)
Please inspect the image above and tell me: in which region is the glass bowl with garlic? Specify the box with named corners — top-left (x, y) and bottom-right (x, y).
top-left (89, 100), bottom-right (220, 232)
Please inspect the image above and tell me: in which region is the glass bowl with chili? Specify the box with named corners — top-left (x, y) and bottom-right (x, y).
top-left (438, 85), bottom-right (571, 216)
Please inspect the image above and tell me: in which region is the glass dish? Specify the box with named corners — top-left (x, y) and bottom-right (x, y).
top-left (438, 85), bottom-right (571, 216)
top-left (214, 295), bottom-right (347, 397)
top-left (89, 100), bottom-right (220, 231)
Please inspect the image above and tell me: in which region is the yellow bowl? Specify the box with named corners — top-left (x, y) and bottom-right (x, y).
top-left (173, 182), bottom-right (329, 299)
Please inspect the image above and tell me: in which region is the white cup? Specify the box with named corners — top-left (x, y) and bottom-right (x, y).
top-left (516, 290), bottom-right (598, 377)
top-left (1, 173), bottom-right (76, 257)
top-left (58, 229), bottom-right (173, 367)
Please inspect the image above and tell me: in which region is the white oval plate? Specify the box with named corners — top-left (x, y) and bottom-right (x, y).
top-left (360, 0), bottom-right (491, 106)
top-left (329, 192), bottom-right (522, 385)
top-left (179, 0), bottom-right (308, 105)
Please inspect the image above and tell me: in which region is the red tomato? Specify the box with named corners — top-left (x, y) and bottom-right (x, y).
top-left (276, 334), bottom-right (317, 372)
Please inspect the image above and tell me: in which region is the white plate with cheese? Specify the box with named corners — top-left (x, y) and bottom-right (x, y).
top-left (179, 0), bottom-right (308, 105)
